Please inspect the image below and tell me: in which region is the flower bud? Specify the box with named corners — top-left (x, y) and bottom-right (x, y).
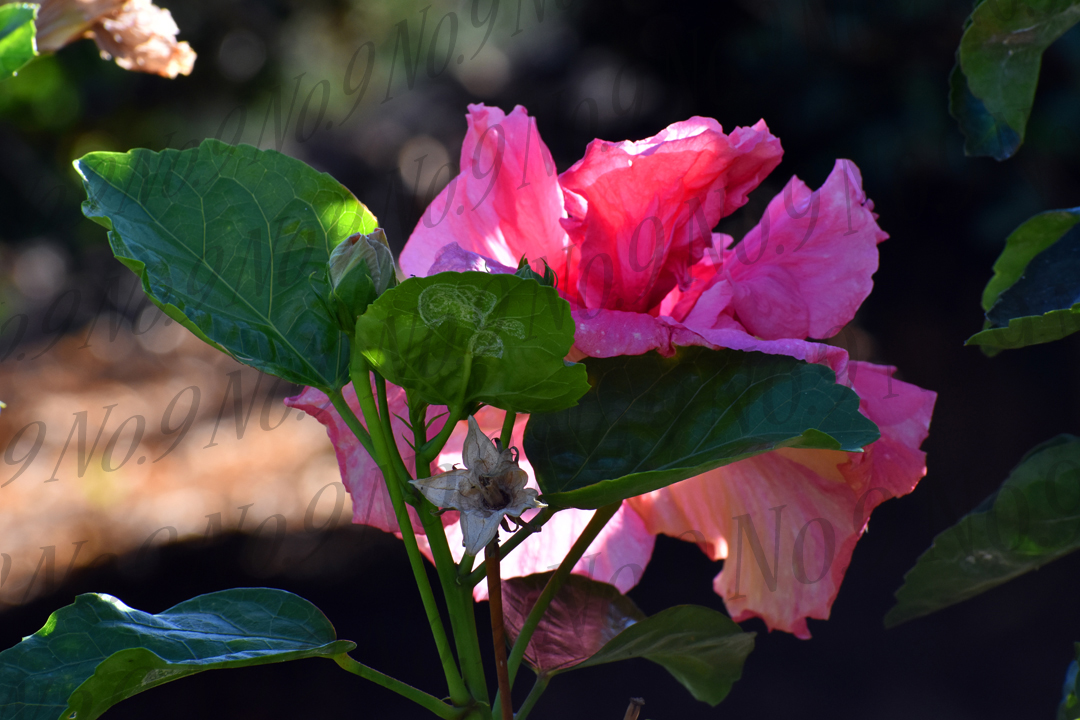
top-left (514, 256), bottom-right (557, 288)
top-left (328, 228), bottom-right (396, 335)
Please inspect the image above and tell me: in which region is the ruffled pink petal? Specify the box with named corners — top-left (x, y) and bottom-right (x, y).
top-left (723, 160), bottom-right (888, 341)
top-left (427, 242), bottom-right (517, 275)
top-left (660, 232), bottom-right (733, 321)
top-left (559, 119), bottom-right (782, 314)
top-left (838, 362), bottom-right (937, 514)
top-left (285, 383), bottom-right (447, 535)
top-left (625, 361), bottom-right (934, 639)
top-left (670, 324), bottom-right (851, 380)
top-left (399, 104), bottom-right (571, 280)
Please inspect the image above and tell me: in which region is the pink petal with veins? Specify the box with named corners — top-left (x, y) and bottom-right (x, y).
top-left (399, 105), bottom-right (570, 280)
top-left (723, 160), bottom-right (888, 341)
top-left (559, 119), bottom-right (781, 313)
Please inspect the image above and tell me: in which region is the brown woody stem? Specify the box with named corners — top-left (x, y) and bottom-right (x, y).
top-left (486, 539), bottom-right (514, 720)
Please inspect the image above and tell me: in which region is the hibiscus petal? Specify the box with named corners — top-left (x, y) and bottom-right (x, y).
top-left (472, 502), bottom-right (657, 601)
top-left (839, 362), bottom-right (937, 518)
top-left (570, 308), bottom-right (677, 358)
top-left (399, 104), bottom-right (570, 280)
top-left (559, 118), bottom-right (782, 313)
top-left (285, 382), bottom-right (446, 535)
top-left (625, 361), bottom-right (934, 639)
top-left (427, 242), bottom-right (517, 275)
top-left (724, 159), bottom-right (888, 341)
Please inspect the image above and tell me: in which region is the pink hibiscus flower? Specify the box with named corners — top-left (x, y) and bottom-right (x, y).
top-left (292, 104), bottom-right (935, 639)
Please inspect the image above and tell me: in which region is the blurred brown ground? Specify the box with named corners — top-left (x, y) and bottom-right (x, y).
top-left (0, 298), bottom-right (349, 609)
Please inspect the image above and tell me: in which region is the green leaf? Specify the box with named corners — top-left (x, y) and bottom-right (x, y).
top-left (0, 588), bottom-right (355, 720)
top-left (75, 139), bottom-right (377, 389)
top-left (354, 271), bottom-right (589, 413)
top-left (579, 605), bottom-right (753, 706)
top-left (0, 3), bottom-right (37, 80)
top-left (503, 574), bottom-right (753, 707)
top-left (967, 209), bottom-right (1080, 352)
top-left (953, 0), bottom-right (1080, 159)
top-left (886, 435), bottom-right (1080, 627)
top-left (948, 58), bottom-right (1021, 161)
top-left (1059, 646), bottom-right (1080, 720)
top-left (525, 346), bottom-right (880, 509)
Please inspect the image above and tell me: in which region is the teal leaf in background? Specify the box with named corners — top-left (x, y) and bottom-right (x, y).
top-left (76, 139), bottom-right (377, 389)
top-left (0, 3), bottom-right (37, 80)
top-left (948, 58), bottom-right (1021, 160)
top-left (525, 346), bottom-right (880, 509)
top-left (0, 588), bottom-right (355, 720)
top-left (886, 435), bottom-right (1080, 627)
top-left (952, 0), bottom-right (1080, 159)
top-left (967, 208), bottom-right (1080, 352)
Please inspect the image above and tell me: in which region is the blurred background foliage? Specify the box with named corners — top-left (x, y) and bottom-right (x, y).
top-left (1, 0), bottom-right (1080, 718)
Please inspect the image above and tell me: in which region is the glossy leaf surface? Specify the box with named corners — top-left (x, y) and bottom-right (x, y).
top-left (77, 139), bottom-right (377, 389)
top-left (525, 346), bottom-right (880, 508)
top-left (354, 271), bottom-right (589, 413)
top-left (0, 588), bottom-right (354, 720)
top-left (0, 3), bottom-right (36, 80)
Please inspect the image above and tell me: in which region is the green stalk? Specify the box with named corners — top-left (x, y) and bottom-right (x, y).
top-left (419, 405), bottom-right (463, 468)
top-left (334, 654), bottom-right (465, 720)
top-left (418, 350), bottom-right (471, 466)
top-left (514, 675), bottom-right (550, 720)
top-left (407, 380), bottom-right (491, 707)
top-left (462, 507), bottom-right (556, 588)
top-left (504, 503), bottom-right (621, 687)
top-left (498, 410), bottom-right (516, 450)
top-left (329, 383), bottom-right (470, 708)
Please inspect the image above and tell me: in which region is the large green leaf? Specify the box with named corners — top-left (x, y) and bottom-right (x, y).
top-left (0, 3), bottom-right (36, 80)
top-left (967, 210), bottom-right (1080, 352)
top-left (524, 346), bottom-right (880, 509)
top-left (503, 574), bottom-right (753, 707)
top-left (0, 588), bottom-right (355, 720)
top-left (354, 271), bottom-right (589, 413)
top-left (953, 0), bottom-right (1080, 159)
top-left (76, 139), bottom-right (376, 389)
top-left (886, 435), bottom-right (1080, 627)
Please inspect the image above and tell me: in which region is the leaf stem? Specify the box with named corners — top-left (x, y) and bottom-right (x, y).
top-left (499, 410), bottom-right (516, 450)
top-left (333, 654), bottom-right (466, 720)
top-left (514, 674), bottom-right (549, 720)
top-left (485, 540), bottom-right (513, 720)
top-left (330, 380), bottom-right (470, 708)
top-left (505, 502), bottom-right (621, 687)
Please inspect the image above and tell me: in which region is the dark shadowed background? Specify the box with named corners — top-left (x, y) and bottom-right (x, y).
top-left (2, 0), bottom-right (1080, 718)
